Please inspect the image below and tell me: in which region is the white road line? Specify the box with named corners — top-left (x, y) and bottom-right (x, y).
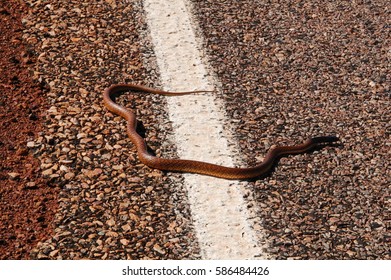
top-left (143, 0), bottom-right (268, 259)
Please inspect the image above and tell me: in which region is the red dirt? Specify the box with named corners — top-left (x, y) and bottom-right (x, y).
top-left (0, 0), bottom-right (58, 259)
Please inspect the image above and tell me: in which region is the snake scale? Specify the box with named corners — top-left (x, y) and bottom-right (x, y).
top-left (103, 84), bottom-right (338, 180)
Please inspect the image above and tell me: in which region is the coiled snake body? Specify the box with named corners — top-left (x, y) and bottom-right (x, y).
top-left (103, 84), bottom-right (338, 180)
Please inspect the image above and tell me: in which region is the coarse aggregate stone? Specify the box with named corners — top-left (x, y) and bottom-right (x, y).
top-left (191, 0), bottom-right (390, 259)
top-left (22, 0), bottom-right (200, 259)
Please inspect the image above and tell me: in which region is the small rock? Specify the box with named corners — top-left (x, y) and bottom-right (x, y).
top-left (153, 244), bottom-right (166, 255)
top-left (42, 168), bottom-right (53, 176)
top-left (106, 219), bottom-right (115, 227)
top-left (8, 172), bottom-right (20, 179)
top-left (27, 141), bottom-right (35, 148)
top-left (121, 224), bottom-right (131, 232)
top-left (64, 172), bottom-right (75, 180)
top-left (26, 182), bottom-right (36, 188)
top-left (112, 165), bottom-right (123, 170)
top-left (120, 239), bottom-right (129, 246)
top-left (49, 249), bottom-right (59, 258)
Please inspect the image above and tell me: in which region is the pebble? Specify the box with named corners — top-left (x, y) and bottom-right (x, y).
top-left (26, 182), bottom-right (36, 188)
top-left (27, 141), bottom-right (35, 148)
top-left (8, 172), bottom-right (20, 179)
top-left (153, 244), bottom-right (166, 255)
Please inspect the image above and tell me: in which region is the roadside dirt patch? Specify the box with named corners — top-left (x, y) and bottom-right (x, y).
top-left (0, 0), bottom-right (58, 259)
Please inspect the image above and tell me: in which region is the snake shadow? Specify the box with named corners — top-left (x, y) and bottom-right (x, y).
top-left (136, 121), bottom-right (157, 156)
top-left (247, 140), bottom-right (342, 182)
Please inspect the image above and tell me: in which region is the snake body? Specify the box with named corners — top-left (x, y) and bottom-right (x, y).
top-left (103, 84), bottom-right (338, 180)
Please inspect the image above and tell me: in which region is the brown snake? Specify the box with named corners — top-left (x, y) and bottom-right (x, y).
top-left (103, 84), bottom-right (338, 180)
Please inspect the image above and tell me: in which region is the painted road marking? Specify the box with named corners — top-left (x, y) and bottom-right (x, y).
top-left (143, 0), bottom-right (268, 259)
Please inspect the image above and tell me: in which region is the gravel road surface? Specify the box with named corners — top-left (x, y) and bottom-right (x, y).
top-left (0, 0), bottom-right (389, 259)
